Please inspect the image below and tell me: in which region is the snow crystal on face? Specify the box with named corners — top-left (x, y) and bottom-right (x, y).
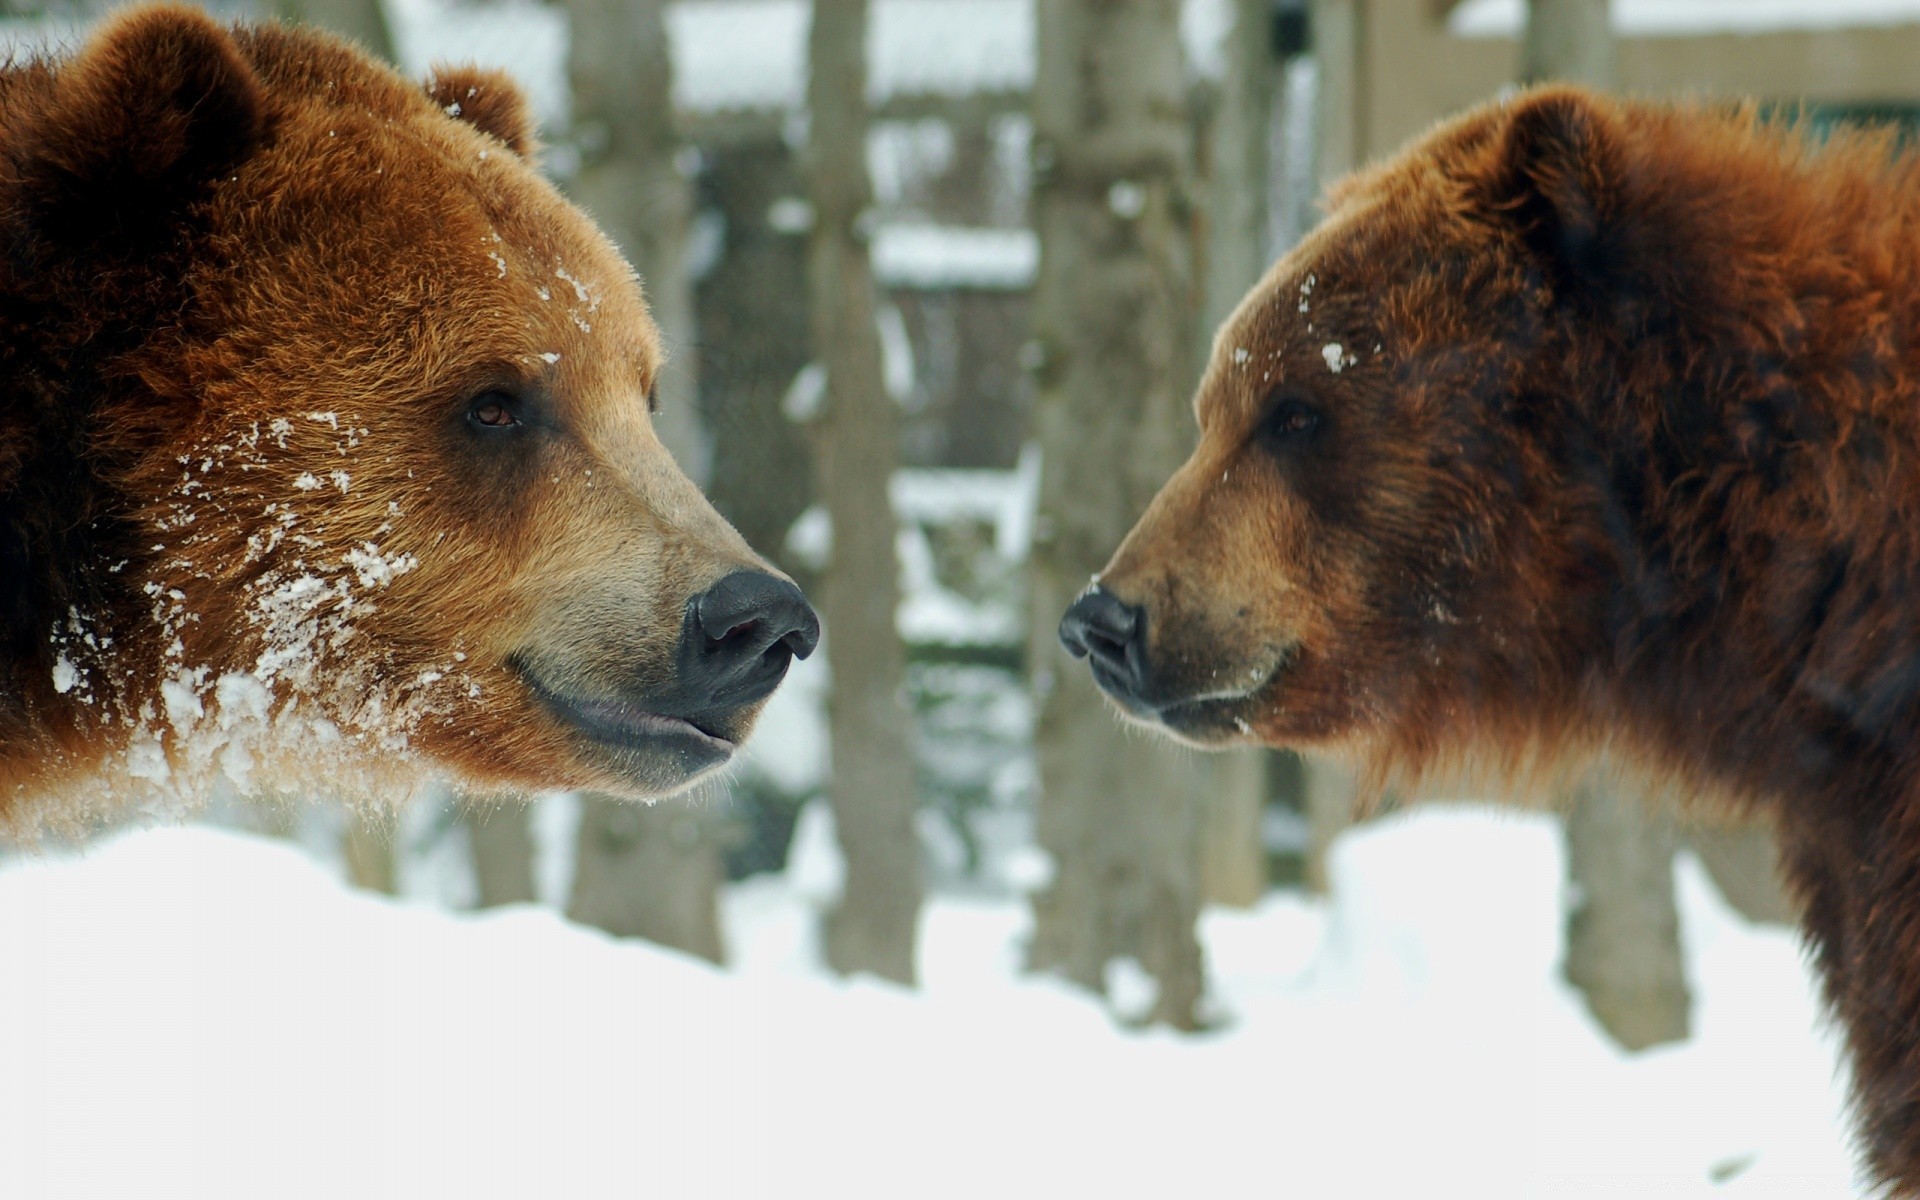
top-left (1323, 342), bottom-right (1356, 374)
top-left (541, 352), bottom-right (561, 365)
top-left (125, 737), bottom-right (169, 783)
top-left (26, 397), bottom-right (500, 814)
top-left (160, 670), bottom-right (208, 735)
top-left (214, 673), bottom-right (271, 730)
top-left (553, 263), bottom-right (596, 307)
top-left (1231, 347), bottom-right (1250, 365)
top-left (487, 250), bottom-right (508, 278)
top-left (343, 544), bottom-right (419, 590)
top-left (1298, 273), bottom-right (1315, 313)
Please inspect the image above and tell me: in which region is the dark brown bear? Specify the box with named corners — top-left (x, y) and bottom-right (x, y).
top-left (1062, 87), bottom-right (1920, 1189)
top-left (0, 7), bottom-right (816, 831)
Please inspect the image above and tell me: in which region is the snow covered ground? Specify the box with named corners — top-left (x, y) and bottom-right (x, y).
top-left (0, 806), bottom-right (1863, 1199)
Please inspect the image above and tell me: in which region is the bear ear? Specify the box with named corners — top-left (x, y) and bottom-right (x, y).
top-left (1486, 87), bottom-right (1622, 289)
top-left (427, 66), bottom-right (538, 157)
top-left (12, 5), bottom-right (264, 251)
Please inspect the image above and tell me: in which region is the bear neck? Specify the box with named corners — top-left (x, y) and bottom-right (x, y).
top-left (1532, 199), bottom-right (1920, 813)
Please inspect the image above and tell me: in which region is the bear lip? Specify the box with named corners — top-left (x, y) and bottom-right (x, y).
top-left (1095, 647), bottom-right (1295, 724)
top-left (516, 667), bottom-right (737, 765)
top-left (1089, 645), bottom-right (1298, 747)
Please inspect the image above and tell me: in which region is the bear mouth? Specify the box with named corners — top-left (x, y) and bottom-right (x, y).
top-left (516, 666), bottom-right (738, 779)
top-left (1109, 648), bottom-right (1296, 744)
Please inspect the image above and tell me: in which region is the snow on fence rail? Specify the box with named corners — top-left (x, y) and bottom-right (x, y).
top-left (1451, 0), bottom-right (1920, 38)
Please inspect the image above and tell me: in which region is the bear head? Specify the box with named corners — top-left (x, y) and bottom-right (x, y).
top-left (1060, 87), bottom-right (1704, 784)
top-left (0, 7), bottom-right (816, 818)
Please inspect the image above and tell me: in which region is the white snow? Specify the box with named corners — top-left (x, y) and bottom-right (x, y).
top-left (0, 806), bottom-right (1861, 1198)
top-left (876, 302), bottom-right (917, 400)
top-left (780, 361), bottom-right (828, 424)
top-left (1452, 0), bottom-right (1920, 38)
top-left (870, 224), bottom-right (1038, 292)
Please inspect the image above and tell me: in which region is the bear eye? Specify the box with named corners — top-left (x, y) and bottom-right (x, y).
top-left (1259, 395), bottom-right (1322, 446)
top-left (467, 391), bottom-right (519, 430)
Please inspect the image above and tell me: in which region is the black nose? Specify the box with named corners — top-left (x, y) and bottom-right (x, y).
top-left (1059, 585), bottom-right (1147, 701)
top-left (681, 570), bottom-right (821, 709)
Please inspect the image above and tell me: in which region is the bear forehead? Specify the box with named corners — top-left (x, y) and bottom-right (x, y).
top-left (1197, 108), bottom-right (1521, 439)
top-left (1198, 212), bottom-right (1381, 433)
top-left (196, 29), bottom-right (661, 417)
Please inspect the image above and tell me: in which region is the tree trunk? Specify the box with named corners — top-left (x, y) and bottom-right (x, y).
top-left (568, 800), bottom-right (727, 963)
top-left (1301, 755), bottom-right (1355, 896)
top-left (565, 0), bottom-right (708, 483)
top-left (804, 0), bottom-right (924, 986)
top-left (463, 795), bottom-right (538, 908)
top-left (1026, 0), bottom-right (1208, 1030)
top-left (692, 141), bottom-right (817, 581)
top-left (1191, 0), bottom-right (1280, 912)
top-left (1309, 0), bottom-right (1362, 192)
top-left (1199, 751), bottom-right (1267, 908)
top-left (1203, 0), bottom-right (1278, 330)
top-left (562, 0), bottom-right (733, 954)
top-left (1521, 0), bottom-right (1615, 85)
top-left (1563, 778), bottom-right (1689, 1049)
top-left (343, 811), bottom-right (397, 894)
top-left (1688, 819), bottom-right (1796, 926)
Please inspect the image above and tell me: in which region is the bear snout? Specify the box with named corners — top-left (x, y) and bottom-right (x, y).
top-left (1059, 585), bottom-right (1151, 711)
top-left (1060, 583), bottom-right (1290, 742)
top-left (679, 570), bottom-right (821, 710)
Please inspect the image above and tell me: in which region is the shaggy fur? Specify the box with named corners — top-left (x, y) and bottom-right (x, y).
top-left (1077, 87), bottom-right (1920, 1189)
top-left (0, 8), bottom-right (786, 828)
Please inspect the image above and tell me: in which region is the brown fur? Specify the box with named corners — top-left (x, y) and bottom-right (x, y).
top-left (0, 8), bottom-right (790, 828)
top-left (1080, 87), bottom-right (1920, 1188)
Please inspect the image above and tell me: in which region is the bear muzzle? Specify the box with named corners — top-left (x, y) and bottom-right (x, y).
top-left (1059, 583), bottom-right (1289, 742)
top-left (514, 570), bottom-right (820, 789)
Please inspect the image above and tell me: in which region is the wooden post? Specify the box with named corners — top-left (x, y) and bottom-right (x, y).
top-left (805, 0), bottom-right (925, 985)
top-left (1025, 0), bottom-right (1209, 1029)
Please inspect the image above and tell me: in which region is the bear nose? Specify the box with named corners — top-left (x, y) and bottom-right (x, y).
top-left (1059, 585), bottom-right (1148, 699)
top-left (681, 570), bottom-right (821, 708)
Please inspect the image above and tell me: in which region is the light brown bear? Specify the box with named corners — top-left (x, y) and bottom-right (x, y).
top-left (1062, 88), bottom-right (1920, 1189)
top-left (0, 7), bottom-right (817, 832)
